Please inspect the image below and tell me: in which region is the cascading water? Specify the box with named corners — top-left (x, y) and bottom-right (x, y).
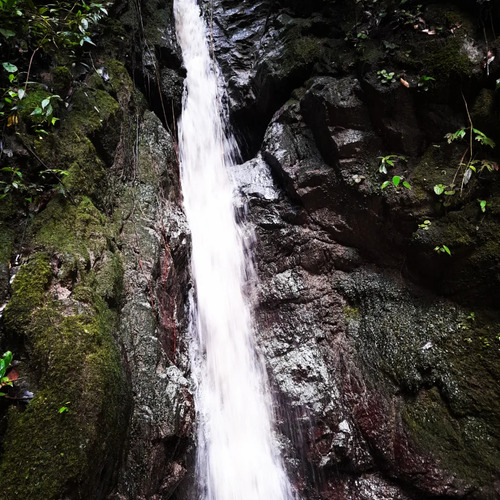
top-left (173, 0), bottom-right (294, 498)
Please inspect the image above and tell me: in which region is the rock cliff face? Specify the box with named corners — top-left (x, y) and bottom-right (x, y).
top-left (210, 1), bottom-right (500, 498)
top-left (0, 0), bottom-right (499, 498)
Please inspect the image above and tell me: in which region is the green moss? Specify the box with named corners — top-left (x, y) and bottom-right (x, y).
top-left (282, 35), bottom-right (325, 74)
top-left (68, 88), bottom-right (119, 134)
top-left (293, 37), bottom-right (324, 63)
top-left (86, 70), bottom-right (106, 90)
top-left (1, 200), bottom-right (126, 498)
top-left (403, 338), bottom-right (500, 485)
top-left (0, 14), bottom-right (134, 499)
top-left (63, 139), bottom-right (106, 197)
top-left (26, 87), bottom-right (120, 199)
top-left (423, 37), bottom-right (471, 79)
top-left (0, 290), bottom-right (127, 499)
top-left (404, 386), bottom-right (462, 446)
top-left (3, 253), bottom-right (51, 335)
top-left (52, 66), bottom-right (72, 96)
top-left (30, 197), bottom-right (109, 271)
top-left (343, 306), bottom-right (360, 321)
top-left (0, 224), bottom-right (14, 263)
top-left (410, 144), bottom-right (476, 213)
top-left (18, 86), bottom-right (52, 125)
top-left (442, 215), bottom-right (475, 247)
top-left (94, 251), bottom-right (124, 305)
top-left (471, 89), bottom-right (498, 135)
top-left (106, 59), bottom-right (134, 96)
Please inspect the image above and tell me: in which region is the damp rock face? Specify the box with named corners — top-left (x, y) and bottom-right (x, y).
top-left (215, 0), bottom-right (500, 498)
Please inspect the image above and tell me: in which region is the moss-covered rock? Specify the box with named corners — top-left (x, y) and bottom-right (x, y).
top-left (51, 66), bottom-right (73, 96)
top-left (30, 196), bottom-right (109, 266)
top-left (0, 194), bottom-right (128, 499)
top-left (423, 37), bottom-right (473, 80)
top-left (0, 90), bottom-right (129, 500)
top-left (3, 253), bottom-right (52, 336)
top-left (403, 319), bottom-right (500, 486)
top-left (0, 281), bottom-right (128, 499)
top-left (339, 267), bottom-right (500, 491)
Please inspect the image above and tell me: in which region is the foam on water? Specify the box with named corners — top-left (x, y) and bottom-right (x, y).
top-left (173, 0), bottom-right (294, 498)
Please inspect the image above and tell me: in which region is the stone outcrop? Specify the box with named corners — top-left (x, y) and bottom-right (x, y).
top-left (215, 0), bottom-right (500, 498)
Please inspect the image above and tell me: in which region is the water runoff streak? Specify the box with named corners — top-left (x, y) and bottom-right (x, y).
top-left (174, 0), bottom-right (293, 498)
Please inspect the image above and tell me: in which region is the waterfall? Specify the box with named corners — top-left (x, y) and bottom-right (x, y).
top-left (173, 0), bottom-right (294, 498)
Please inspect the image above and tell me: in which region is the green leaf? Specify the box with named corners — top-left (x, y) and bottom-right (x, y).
top-left (41, 98), bottom-right (50, 109)
top-left (381, 180), bottom-right (390, 189)
top-left (479, 199), bottom-right (487, 213)
top-left (403, 181), bottom-right (411, 189)
top-left (17, 88), bottom-right (25, 100)
top-left (0, 28), bottom-right (15, 38)
top-left (392, 175), bottom-right (401, 187)
top-left (0, 351), bottom-right (12, 377)
top-left (8, 74), bottom-right (14, 82)
top-left (445, 128), bottom-right (466, 143)
top-left (2, 62), bottom-right (17, 73)
top-left (442, 245), bottom-right (451, 256)
top-left (58, 401), bottom-right (70, 413)
top-left (81, 36), bottom-right (95, 46)
top-left (433, 184), bottom-right (445, 195)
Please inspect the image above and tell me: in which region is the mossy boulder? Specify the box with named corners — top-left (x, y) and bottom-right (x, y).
top-left (0, 166), bottom-right (128, 500)
top-left (0, 222), bottom-right (128, 499)
top-left (339, 268), bottom-right (500, 493)
top-left (1, 266), bottom-right (128, 499)
top-left (403, 315), bottom-right (500, 489)
top-left (28, 86), bottom-right (121, 202)
top-left (423, 37), bottom-right (474, 80)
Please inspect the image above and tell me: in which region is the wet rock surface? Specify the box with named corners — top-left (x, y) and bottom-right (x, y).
top-left (111, 111), bottom-right (194, 499)
top-left (220, 0), bottom-right (500, 498)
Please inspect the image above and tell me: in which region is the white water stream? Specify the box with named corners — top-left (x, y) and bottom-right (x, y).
top-left (173, 0), bottom-right (293, 498)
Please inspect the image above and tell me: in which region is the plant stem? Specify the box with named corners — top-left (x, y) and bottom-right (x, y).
top-left (24, 47), bottom-right (40, 93)
top-left (462, 92), bottom-right (474, 166)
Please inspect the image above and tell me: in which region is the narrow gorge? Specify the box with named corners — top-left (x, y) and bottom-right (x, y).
top-left (0, 1), bottom-right (499, 499)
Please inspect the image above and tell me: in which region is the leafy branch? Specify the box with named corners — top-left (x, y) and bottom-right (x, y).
top-left (442, 95), bottom-right (498, 194)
